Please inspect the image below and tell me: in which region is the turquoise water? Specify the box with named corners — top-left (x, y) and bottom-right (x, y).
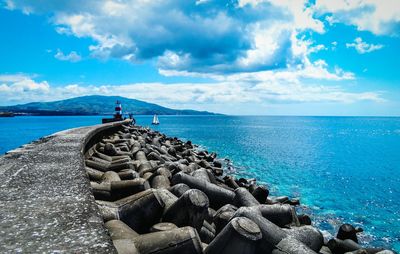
top-left (1, 115), bottom-right (399, 250)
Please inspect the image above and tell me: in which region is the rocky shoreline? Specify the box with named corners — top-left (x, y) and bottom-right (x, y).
top-left (85, 123), bottom-right (395, 254)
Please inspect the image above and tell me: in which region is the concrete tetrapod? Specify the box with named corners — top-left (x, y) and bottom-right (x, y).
top-left (199, 221), bottom-right (217, 244)
top-left (251, 186), bottom-right (269, 204)
top-left (337, 224), bottom-right (361, 243)
top-left (233, 187), bottom-right (260, 207)
top-left (151, 175), bottom-right (171, 189)
top-left (283, 225), bottom-right (324, 252)
top-left (105, 220), bottom-right (139, 240)
top-left (113, 189), bottom-right (165, 233)
top-left (192, 168), bottom-right (212, 182)
top-left (155, 188), bottom-right (178, 213)
top-left (204, 217), bottom-right (262, 254)
top-left (113, 226), bottom-right (203, 254)
top-left (327, 239), bottom-right (384, 254)
top-left (234, 206), bottom-right (324, 252)
top-left (199, 226), bottom-right (215, 244)
top-left (257, 204), bottom-right (299, 227)
top-left (118, 169), bottom-right (140, 180)
top-left (90, 178), bottom-right (150, 201)
top-left (232, 207), bottom-right (287, 253)
top-left (86, 166), bottom-right (104, 181)
top-left (156, 167), bottom-right (172, 180)
top-left (272, 237), bottom-right (317, 254)
top-left (163, 189), bottom-right (209, 231)
top-left (169, 183), bottom-right (190, 197)
top-left (283, 226), bottom-right (324, 251)
top-left (213, 204), bottom-right (238, 234)
top-left (111, 179), bottom-right (151, 200)
top-left (171, 172), bottom-right (235, 209)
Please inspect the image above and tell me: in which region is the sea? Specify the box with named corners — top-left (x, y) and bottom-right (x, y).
top-left (1, 115), bottom-right (399, 251)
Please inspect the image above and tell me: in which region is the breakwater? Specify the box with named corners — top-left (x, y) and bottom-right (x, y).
top-left (85, 122), bottom-right (396, 254)
top-left (0, 120), bottom-right (126, 253)
top-left (0, 120), bottom-right (396, 253)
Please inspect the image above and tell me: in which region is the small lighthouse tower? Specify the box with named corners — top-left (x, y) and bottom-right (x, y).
top-left (102, 100), bottom-right (126, 123)
top-left (114, 100), bottom-right (122, 120)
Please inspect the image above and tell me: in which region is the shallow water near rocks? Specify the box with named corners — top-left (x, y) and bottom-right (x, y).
top-left (1, 115), bottom-right (399, 251)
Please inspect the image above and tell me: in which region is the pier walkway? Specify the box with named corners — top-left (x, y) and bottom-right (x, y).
top-left (0, 121), bottom-right (130, 253)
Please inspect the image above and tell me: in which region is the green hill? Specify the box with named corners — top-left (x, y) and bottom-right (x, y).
top-left (0, 95), bottom-right (216, 115)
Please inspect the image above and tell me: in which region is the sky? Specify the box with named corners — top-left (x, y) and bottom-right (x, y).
top-left (0, 0), bottom-right (399, 115)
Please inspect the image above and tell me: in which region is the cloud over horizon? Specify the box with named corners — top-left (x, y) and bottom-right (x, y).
top-left (0, 73), bottom-right (384, 115)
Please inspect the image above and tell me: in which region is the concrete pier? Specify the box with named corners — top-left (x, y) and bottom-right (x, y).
top-left (0, 121), bottom-right (130, 253)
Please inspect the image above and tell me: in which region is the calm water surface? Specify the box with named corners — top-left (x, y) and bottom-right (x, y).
top-left (1, 115), bottom-right (399, 250)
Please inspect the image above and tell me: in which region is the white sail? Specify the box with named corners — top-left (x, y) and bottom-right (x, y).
top-left (152, 114), bottom-right (159, 125)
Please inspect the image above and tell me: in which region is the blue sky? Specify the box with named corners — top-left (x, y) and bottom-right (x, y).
top-left (0, 0), bottom-right (399, 115)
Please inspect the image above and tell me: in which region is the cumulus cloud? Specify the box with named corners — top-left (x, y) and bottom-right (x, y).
top-left (3, 0), bottom-right (329, 73)
top-left (346, 37), bottom-right (383, 54)
top-left (239, 0), bottom-right (325, 33)
top-left (54, 49), bottom-right (82, 62)
top-left (0, 73), bottom-right (35, 82)
top-left (4, 0), bottom-right (397, 75)
top-left (315, 0), bottom-right (400, 36)
top-left (0, 74), bottom-right (50, 104)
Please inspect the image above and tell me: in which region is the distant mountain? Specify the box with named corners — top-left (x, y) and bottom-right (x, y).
top-left (0, 95), bottom-right (217, 116)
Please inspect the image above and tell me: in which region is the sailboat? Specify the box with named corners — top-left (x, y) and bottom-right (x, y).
top-left (152, 114), bottom-right (160, 125)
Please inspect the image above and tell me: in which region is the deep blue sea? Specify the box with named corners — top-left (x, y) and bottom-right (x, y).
top-left (1, 115), bottom-right (399, 250)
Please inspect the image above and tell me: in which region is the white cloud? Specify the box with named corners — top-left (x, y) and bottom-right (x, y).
top-left (160, 56), bottom-right (355, 83)
top-left (346, 37), bottom-right (383, 54)
top-left (237, 23), bottom-right (291, 69)
top-left (4, 0), bottom-right (15, 10)
top-left (315, 0), bottom-right (400, 35)
top-left (325, 15), bottom-right (337, 26)
top-left (0, 73), bottom-right (35, 82)
top-left (50, 82), bottom-right (383, 107)
top-left (310, 44), bottom-right (327, 53)
top-left (0, 74), bottom-right (50, 103)
top-left (102, 0), bottom-right (125, 16)
top-left (3, 0), bottom-right (330, 73)
top-left (331, 41), bottom-right (338, 50)
top-left (54, 49), bottom-right (82, 62)
top-left (4, 0), bottom-right (398, 76)
top-left (238, 0), bottom-right (325, 33)
top-left (0, 72), bottom-right (382, 112)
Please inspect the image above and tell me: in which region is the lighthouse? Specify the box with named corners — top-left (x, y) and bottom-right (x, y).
top-left (114, 100), bottom-right (122, 120)
top-left (102, 100), bottom-right (127, 123)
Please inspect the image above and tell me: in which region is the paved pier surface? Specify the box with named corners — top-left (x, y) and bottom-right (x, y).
top-left (0, 121), bottom-right (129, 253)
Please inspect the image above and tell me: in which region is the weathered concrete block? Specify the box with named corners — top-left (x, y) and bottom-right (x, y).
top-left (205, 217), bottom-right (262, 254)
